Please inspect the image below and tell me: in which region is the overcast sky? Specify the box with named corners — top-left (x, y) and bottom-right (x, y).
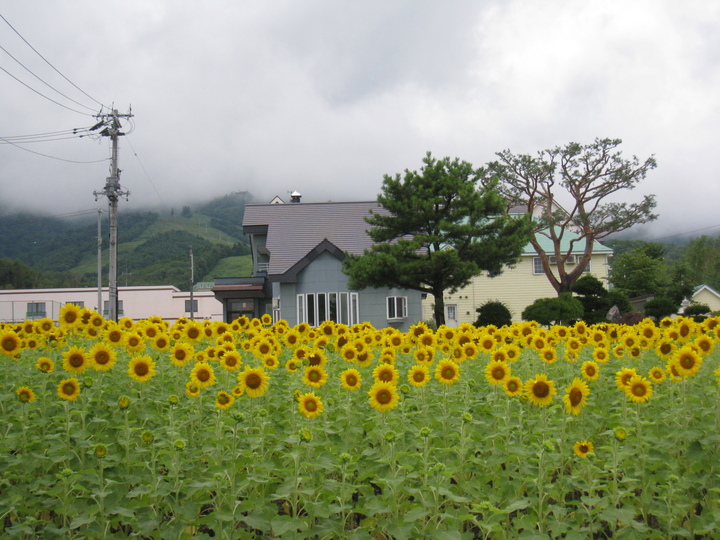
top-left (1, 1), bottom-right (719, 240)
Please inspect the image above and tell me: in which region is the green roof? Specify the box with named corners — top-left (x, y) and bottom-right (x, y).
top-left (523, 230), bottom-right (613, 255)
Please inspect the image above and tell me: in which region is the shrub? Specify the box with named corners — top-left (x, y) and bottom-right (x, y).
top-left (474, 300), bottom-right (513, 328)
top-left (521, 293), bottom-right (584, 326)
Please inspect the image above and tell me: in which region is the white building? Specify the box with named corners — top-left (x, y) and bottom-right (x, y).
top-left (0, 285), bottom-right (223, 323)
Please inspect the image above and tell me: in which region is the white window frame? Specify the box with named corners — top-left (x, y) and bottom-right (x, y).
top-left (297, 292), bottom-right (359, 326)
top-left (386, 296), bottom-right (408, 320)
top-left (533, 257), bottom-right (544, 275)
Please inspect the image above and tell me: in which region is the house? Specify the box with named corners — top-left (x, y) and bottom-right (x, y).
top-left (212, 199), bottom-right (423, 331)
top-left (685, 284), bottom-right (720, 313)
top-left (424, 232), bottom-right (613, 325)
top-left (0, 285), bottom-right (223, 323)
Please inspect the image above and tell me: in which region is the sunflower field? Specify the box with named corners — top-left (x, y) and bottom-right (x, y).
top-left (3, 304), bottom-right (720, 539)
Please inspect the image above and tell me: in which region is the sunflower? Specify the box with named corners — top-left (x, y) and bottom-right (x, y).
top-left (373, 364), bottom-right (399, 384)
top-left (57, 378), bottom-right (81, 401)
top-left (190, 362), bottom-right (217, 389)
top-left (89, 342), bottom-right (117, 372)
top-left (285, 358), bottom-right (300, 373)
top-left (340, 368), bottom-right (362, 391)
top-left (648, 366), bottom-right (666, 384)
top-left (58, 303), bottom-right (82, 328)
top-left (215, 390), bottom-right (235, 410)
top-left (35, 318), bottom-right (55, 333)
top-left (624, 375), bottom-right (653, 404)
top-left (128, 355), bottom-right (157, 383)
top-left (237, 366), bottom-right (270, 398)
top-left (185, 381), bottom-right (202, 398)
top-left (407, 364), bottom-right (430, 388)
top-left (615, 367), bottom-right (637, 391)
top-left (694, 335), bottom-right (715, 355)
top-left (262, 355), bottom-right (280, 370)
top-left (62, 346), bottom-right (89, 374)
top-left (306, 349), bottom-right (327, 366)
top-left (36, 356), bottom-right (55, 373)
top-left (170, 342), bottom-right (194, 367)
top-left (580, 360), bottom-right (600, 382)
top-left (524, 374), bottom-right (557, 407)
top-left (674, 345), bottom-right (703, 377)
top-left (573, 440), bottom-right (594, 458)
top-left (539, 347), bottom-right (557, 365)
top-left (150, 334), bottom-right (171, 353)
top-left (260, 313), bottom-right (273, 326)
top-left (413, 347), bottom-right (434, 365)
top-left (434, 358), bottom-right (460, 386)
top-left (184, 321), bottom-right (204, 343)
top-left (0, 329), bottom-right (21, 357)
top-left (367, 381), bottom-right (400, 413)
top-left (298, 392), bottom-right (324, 419)
top-left (16, 386), bottom-right (36, 403)
top-left (124, 332), bottom-right (146, 353)
top-left (503, 376), bottom-right (524, 397)
top-left (220, 350), bottom-right (243, 372)
top-left (302, 365), bottom-right (328, 389)
top-left (563, 378), bottom-right (590, 416)
top-left (504, 344), bottom-right (522, 362)
top-left (478, 334), bottom-right (496, 353)
top-left (484, 359), bottom-right (511, 385)
top-left (104, 324), bottom-right (124, 346)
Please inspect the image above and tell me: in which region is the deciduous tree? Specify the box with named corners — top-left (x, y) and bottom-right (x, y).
top-left (487, 138), bottom-right (657, 294)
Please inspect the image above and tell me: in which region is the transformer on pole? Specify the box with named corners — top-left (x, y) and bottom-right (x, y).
top-left (93, 108), bottom-right (132, 322)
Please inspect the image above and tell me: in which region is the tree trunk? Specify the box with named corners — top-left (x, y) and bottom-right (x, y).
top-left (433, 290), bottom-right (446, 328)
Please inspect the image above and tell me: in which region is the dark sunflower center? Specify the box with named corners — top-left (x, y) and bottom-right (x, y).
top-left (175, 350), bottom-right (186, 360)
top-left (380, 371), bottom-right (392, 381)
top-left (585, 366), bottom-right (596, 377)
top-left (65, 313), bottom-right (77, 323)
top-left (62, 382), bottom-right (76, 395)
top-left (533, 381), bottom-right (550, 398)
top-left (188, 329), bottom-right (200, 339)
top-left (246, 373), bottom-right (262, 389)
top-left (569, 388), bottom-right (583, 407)
top-left (95, 352), bottom-right (109, 364)
top-left (632, 383), bottom-right (647, 397)
top-left (442, 367), bottom-right (456, 380)
top-left (376, 389), bottom-right (392, 404)
top-left (492, 367), bottom-right (506, 380)
top-left (412, 371), bottom-right (424, 382)
top-left (197, 369), bottom-right (210, 382)
top-left (507, 380), bottom-right (519, 392)
top-left (134, 363), bottom-right (149, 376)
top-left (2, 338), bottom-right (16, 351)
top-left (69, 355), bottom-right (84, 367)
top-left (218, 394), bottom-right (230, 405)
top-left (579, 444), bottom-right (589, 453)
top-left (346, 374), bottom-right (358, 386)
top-left (305, 399), bottom-right (317, 411)
top-left (308, 370), bottom-right (321, 382)
top-left (680, 355), bottom-right (694, 369)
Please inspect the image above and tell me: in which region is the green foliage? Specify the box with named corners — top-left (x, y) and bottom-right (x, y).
top-left (522, 292), bottom-right (584, 326)
top-left (572, 274), bottom-right (631, 324)
top-left (196, 191), bottom-right (253, 240)
top-left (683, 302), bottom-right (711, 322)
top-left (474, 300), bottom-right (513, 328)
top-left (643, 296), bottom-right (678, 320)
top-left (608, 249), bottom-right (667, 298)
top-left (680, 235), bottom-right (720, 292)
top-left (0, 258), bottom-right (43, 289)
top-left (344, 152), bottom-right (532, 327)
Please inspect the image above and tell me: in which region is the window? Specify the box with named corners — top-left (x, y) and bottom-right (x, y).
top-left (297, 292), bottom-right (359, 326)
top-left (26, 302), bottom-right (46, 318)
top-left (533, 257), bottom-right (544, 275)
top-left (103, 300), bottom-right (124, 317)
top-left (386, 296), bottom-right (408, 320)
top-left (185, 300), bottom-right (198, 313)
top-left (68, 301), bottom-right (85, 308)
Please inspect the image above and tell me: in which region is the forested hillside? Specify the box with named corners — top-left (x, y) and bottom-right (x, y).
top-left (0, 192), bottom-right (253, 290)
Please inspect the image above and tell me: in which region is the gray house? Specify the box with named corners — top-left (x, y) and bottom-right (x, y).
top-left (212, 199), bottom-right (423, 331)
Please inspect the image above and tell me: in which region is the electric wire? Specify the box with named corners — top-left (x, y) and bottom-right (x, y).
top-left (0, 13), bottom-right (104, 109)
top-left (0, 64), bottom-right (95, 116)
top-left (0, 43), bottom-right (98, 113)
top-left (0, 135), bottom-right (109, 164)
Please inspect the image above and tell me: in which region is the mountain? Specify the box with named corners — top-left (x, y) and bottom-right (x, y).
top-left (0, 192), bottom-right (254, 290)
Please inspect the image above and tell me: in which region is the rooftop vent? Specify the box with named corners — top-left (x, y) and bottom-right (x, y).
top-left (290, 191), bottom-right (302, 203)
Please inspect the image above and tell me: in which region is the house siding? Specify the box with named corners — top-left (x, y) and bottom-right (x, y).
top-left (423, 253), bottom-right (612, 325)
top-left (692, 288), bottom-right (720, 312)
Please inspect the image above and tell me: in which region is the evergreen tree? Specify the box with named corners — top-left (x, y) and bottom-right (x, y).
top-left (343, 152), bottom-right (532, 327)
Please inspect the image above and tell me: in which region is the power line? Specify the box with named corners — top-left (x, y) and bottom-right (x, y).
top-left (0, 43), bottom-right (97, 113)
top-left (0, 64), bottom-right (95, 116)
top-left (0, 135), bottom-right (109, 163)
top-left (0, 13), bottom-right (104, 109)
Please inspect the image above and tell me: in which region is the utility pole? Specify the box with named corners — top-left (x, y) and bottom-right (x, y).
top-left (189, 245), bottom-right (195, 320)
top-left (96, 208), bottom-right (103, 314)
top-left (93, 108), bottom-right (132, 322)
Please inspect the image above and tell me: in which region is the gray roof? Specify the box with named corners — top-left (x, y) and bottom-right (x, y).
top-left (243, 201), bottom-right (385, 276)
